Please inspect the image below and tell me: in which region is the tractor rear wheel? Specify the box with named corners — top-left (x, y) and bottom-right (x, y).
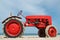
top-left (38, 28), bottom-right (46, 37)
top-left (4, 19), bottom-right (23, 38)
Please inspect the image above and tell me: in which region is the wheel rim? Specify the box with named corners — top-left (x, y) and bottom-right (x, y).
top-left (5, 19), bottom-right (22, 37)
top-left (48, 27), bottom-right (57, 37)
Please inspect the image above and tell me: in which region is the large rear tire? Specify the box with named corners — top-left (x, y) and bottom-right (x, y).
top-left (4, 19), bottom-right (23, 38)
top-left (38, 28), bottom-right (46, 37)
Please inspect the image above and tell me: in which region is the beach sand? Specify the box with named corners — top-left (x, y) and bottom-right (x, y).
top-left (0, 35), bottom-right (60, 40)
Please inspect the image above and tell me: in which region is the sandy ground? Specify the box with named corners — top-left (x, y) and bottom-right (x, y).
top-left (0, 35), bottom-right (60, 40)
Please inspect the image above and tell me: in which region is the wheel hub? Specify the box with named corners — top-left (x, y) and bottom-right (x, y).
top-left (8, 23), bottom-right (20, 35)
top-left (48, 27), bottom-right (57, 37)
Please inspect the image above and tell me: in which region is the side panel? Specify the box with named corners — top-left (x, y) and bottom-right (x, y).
top-left (24, 16), bottom-right (52, 29)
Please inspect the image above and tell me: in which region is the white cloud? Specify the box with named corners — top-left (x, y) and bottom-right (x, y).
top-left (1, 0), bottom-right (44, 15)
top-left (14, 0), bottom-right (46, 15)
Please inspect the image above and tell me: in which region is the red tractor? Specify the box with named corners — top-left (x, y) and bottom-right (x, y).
top-left (2, 11), bottom-right (57, 38)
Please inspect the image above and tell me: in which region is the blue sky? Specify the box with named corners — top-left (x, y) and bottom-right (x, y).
top-left (0, 0), bottom-right (60, 34)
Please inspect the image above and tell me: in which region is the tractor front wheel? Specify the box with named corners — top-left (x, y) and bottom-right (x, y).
top-left (45, 25), bottom-right (57, 37)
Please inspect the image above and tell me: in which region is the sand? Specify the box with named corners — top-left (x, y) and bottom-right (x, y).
top-left (0, 35), bottom-right (60, 40)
